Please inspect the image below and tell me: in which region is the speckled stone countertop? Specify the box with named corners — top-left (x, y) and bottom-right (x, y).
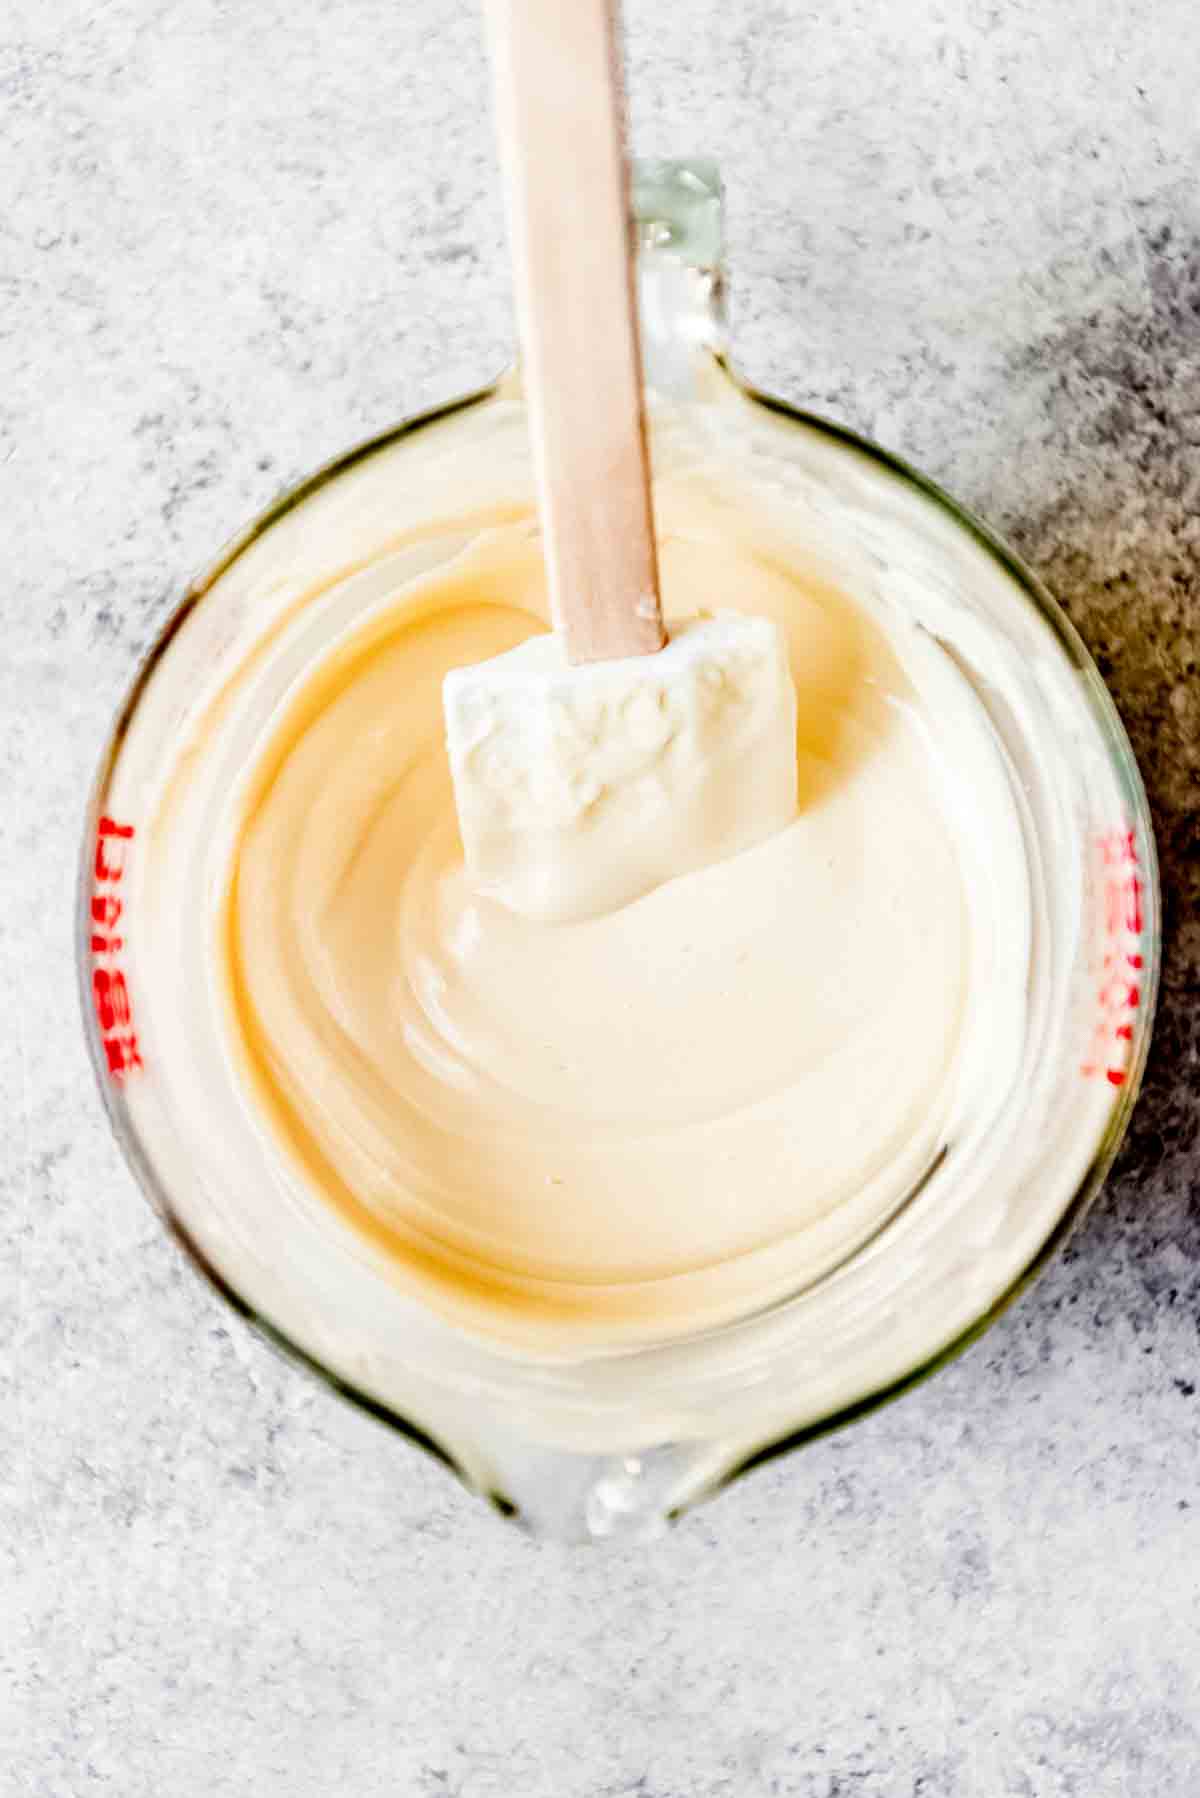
top-left (4, 1), bottom-right (1199, 1792)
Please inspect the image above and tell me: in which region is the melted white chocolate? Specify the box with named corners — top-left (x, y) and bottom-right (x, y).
top-left (216, 513), bottom-right (977, 1343)
top-left (124, 385), bottom-right (1040, 1357)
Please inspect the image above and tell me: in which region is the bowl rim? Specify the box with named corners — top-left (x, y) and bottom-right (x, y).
top-left (78, 368), bottom-right (1161, 1514)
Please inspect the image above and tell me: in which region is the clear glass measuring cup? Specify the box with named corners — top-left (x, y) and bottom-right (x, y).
top-left (79, 162), bottom-right (1158, 1541)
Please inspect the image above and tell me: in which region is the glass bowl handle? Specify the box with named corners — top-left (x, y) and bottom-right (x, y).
top-left (632, 158), bottom-right (727, 399)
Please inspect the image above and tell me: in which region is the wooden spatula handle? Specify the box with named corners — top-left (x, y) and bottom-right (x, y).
top-left (485, 0), bottom-right (664, 664)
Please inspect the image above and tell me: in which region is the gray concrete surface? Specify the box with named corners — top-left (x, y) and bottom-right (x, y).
top-left (3, 0), bottom-right (1199, 1792)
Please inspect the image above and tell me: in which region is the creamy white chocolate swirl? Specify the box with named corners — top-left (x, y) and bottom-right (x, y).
top-left (125, 390), bottom-right (1038, 1353)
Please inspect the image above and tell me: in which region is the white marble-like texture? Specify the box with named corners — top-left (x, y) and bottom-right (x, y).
top-left (4, 1), bottom-right (1200, 1792)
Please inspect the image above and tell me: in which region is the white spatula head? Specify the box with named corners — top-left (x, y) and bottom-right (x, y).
top-left (444, 614), bottom-right (798, 924)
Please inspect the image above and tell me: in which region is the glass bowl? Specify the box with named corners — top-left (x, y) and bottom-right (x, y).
top-left (79, 162), bottom-right (1158, 1541)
